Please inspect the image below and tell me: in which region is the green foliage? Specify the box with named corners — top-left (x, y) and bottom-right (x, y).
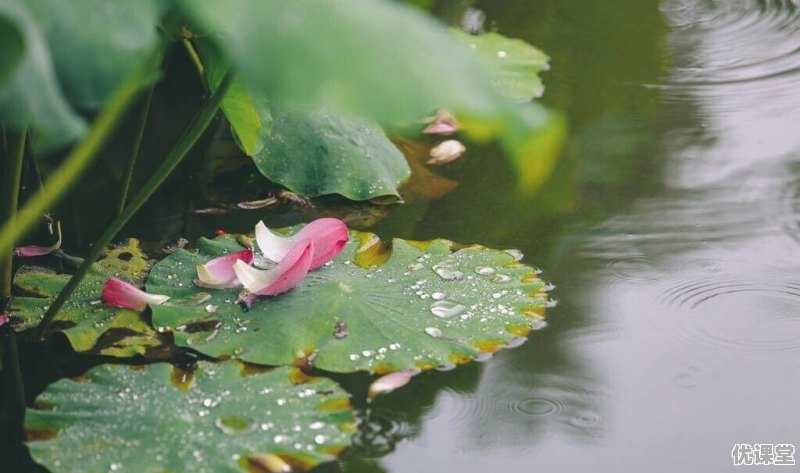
top-left (452, 29), bottom-right (550, 101)
top-left (0, 2), bottom-right (84, 149)
top-left (22, 0), bottom-right (167, 109)
top-left (26, 361), bottom-right (355, 473)
top-left (9, 240), bottom-right (164, 357)
top-left (147, 230), bottom-right (549, 373)
top-left (251, 107), bottom-right (411, 200)
top-left (196, 39), bottom-right (273, 157)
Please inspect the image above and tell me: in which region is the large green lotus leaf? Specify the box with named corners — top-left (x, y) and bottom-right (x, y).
top-left (0, 12), bottom-right (24, 89)
top-left (453, 29), bottom-right (550, 101)
top-left (196, 39), bottom-right (273, 157)
top-left (0, 2), bottom-right (84, 149)
top-left (26, 361), bottom-right (355, 473)
top-left (22, 0), bottom-right (166, 109)
top-left (251, 107), bottom-right (411, 200)
top-left (9, 239), bottom-right (165, 358)
top-left (148, 231), bottom-right (549, 373)
top-left (180, 0), bottom-right (547, 135)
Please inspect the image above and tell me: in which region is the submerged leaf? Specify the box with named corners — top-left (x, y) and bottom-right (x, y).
top-left (26, 362), bottom-right (355, 473)
top-left (148, 229), bottom-right (551, 373)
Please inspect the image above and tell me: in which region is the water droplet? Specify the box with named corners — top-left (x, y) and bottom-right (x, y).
top-left (314, 434), bottom-right (328, 444)
top-left (214, 415), bottom-right (253, 435)
top-left (389, 343), bottom-right (400, 350)
top-left (334, 321), bottom-right (348, 339)
top-left (496, 50), bottom-right (507, 58)
top-left (362, 350), bottom-right (374, 357)
top-left (204, 304), bottom-right (218, 313)
top-left (408, 262), bottom-right (424, 271)
top-left (431, 292), bottom-right (446, 300)
top-left (425, 327), bottom-right (443, 338)
top-left (504, 249), bottom-right (524, 261)
top-left (349, 353), bottom-right (360, 361)
top-left (430, 300), bottom-right (467, 318)
top-left (492, 274), bottom-right (512, 283)
top-left (476, 267), bottom-right (495, 275)
top-left (309, 421), bottom-right (325, 430)
top-left (433, 262), bottom-right (464, 281)
top-left (492, 292), bottom-right (503, 299)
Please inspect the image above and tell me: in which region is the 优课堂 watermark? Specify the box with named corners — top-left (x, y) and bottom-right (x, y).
top-left (732, 444), bottom-right (795, 466)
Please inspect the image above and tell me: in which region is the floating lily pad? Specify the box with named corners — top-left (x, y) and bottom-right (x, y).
top-left (453, 30), bottom-right (550, 101)
top-left (251, 107), bottom-right (411, 201)
top-left (9, 239), bottom-right (165, 358)
top-left (148, 230), bottom-right (550, 373)
top-left (26, 361), bottom-right (355, 473)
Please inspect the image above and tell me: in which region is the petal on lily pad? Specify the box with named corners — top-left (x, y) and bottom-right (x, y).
top-left (14, 221), bottom-right (62, 257)
top-left (194, 249), bottom-right (253, 289)
top-left (0, 313), bottom-right (8, 327)
top-left (256, 218), bottom-right (349, 269)
top-left (233, 240), bottom-right (313, 297)
top-left (102, 277), bottom-right (169, 311)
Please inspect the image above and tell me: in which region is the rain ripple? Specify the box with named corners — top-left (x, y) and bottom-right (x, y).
top-left (659, 0), bottom-right (800, 86)
top-left (657, 267), bottom-right (800, 356)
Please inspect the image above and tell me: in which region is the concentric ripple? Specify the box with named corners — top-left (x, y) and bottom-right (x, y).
top-left (658, 267), bottom-right (800, 356)
top-left (660, 0), bottom-right (800, 86)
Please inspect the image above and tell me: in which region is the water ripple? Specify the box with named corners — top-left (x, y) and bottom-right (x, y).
top-left (657, 268), bottom-right (800, 355)
top-left (660, 0), bottom-right (800, 86)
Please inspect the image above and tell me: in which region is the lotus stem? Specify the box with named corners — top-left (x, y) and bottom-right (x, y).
top-left (0, 47), bottom-right (163, 262)
top-left (0, 130), bottom-right (26, 298)
top-left (34, 71), bottom-right (235, 340)
top-left (117, 82), bottom-right (157, 215)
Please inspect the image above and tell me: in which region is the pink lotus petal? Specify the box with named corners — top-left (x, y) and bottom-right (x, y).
top-left (293, 218), bottom-right (349, 269)
top-left (15, 221), bottom-right (62, 257)
top-left (255, 218), bottom-right (349, 269)
top-left (368, 370), bottom-right (415, 398)
top-left (102, 278), bottom-right (170, 311)
top-left (195, 249), bottom-right (253, 289)
top-left (0, 313), bottom-right (8, 327)
top-left (423, 110), bottom-right (459, 135)
top-left (233, 239), bottom-right (313, 297)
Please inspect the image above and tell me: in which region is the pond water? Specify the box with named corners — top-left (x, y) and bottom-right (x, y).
top-left (330, 1), bottom-right (800, 471)
top-left (7, 1), bottom-right (800, 472)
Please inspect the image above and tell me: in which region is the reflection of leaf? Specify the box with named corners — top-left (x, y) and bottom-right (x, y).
top-left (453, 29), bottom-right (550, 101)
top-left (26, 361), bottom-right (355, 473)
top-left (148, 230), bottom-right (550, 373)
top-left (394, 138), bottom-right (459, 202)
top-left (9, 239), bottom-right (166, 358)
top-left (251, 107), bottom-right (411, 201)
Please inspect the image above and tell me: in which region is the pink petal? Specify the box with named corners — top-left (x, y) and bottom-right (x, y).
top-left (233, 239), bottom-right (313, 297)
top-left (293, 218), bottom-right (349, 269)
top-left (102, 278), bottom-right (170, 311)
top-left (0, 313), bottom-right (8, 327)
top-left (423, 110), bottom-right (459, 135)
top-left (368, 370), bottom-right (415, 398)
top-left (195, 249), bottom-right (253, 289)
top-left (255, 218), bottom-right (349, 269)
top-left (15, 221), bottom-right (62, 257)
top-left (427, 140), bottom-right (466, 165)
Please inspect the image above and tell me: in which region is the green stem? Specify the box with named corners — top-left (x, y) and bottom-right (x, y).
top-left (0, 48), bottom-right (161, 261)
top-left (0, 131), bottom-right (26, 299)
top-left (34, 72), bottom-right (234, 340)
top-left (183, 39), bottom-right (204, 78)
top-left (116, 82), bottom-right (156, 215)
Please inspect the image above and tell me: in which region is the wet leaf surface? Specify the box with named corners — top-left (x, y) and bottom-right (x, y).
top-left (26, 361), bottom-right (355, 473)
top-left (454, 29), bottom-right (550, 101)
top-left (148, 229), bottom-right (550, 373)
top-left (9, 239), bottom-right (166, 358)
top-left (251, 107), bottom-right (411, 201)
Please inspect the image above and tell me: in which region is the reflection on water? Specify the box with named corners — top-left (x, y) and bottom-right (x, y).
top-left (341, 1), bottom-right (800, 472)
